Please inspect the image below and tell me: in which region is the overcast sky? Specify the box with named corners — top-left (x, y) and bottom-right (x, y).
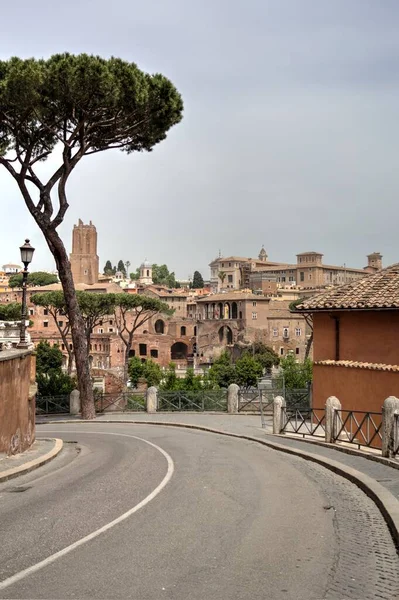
top-left (1, 0), bottom-right (398, 279)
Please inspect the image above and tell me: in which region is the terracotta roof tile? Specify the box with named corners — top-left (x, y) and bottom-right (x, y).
top-left (315, 359), bottom-right (399, 372)
top-left (296, 263), bottom-right (399, 311)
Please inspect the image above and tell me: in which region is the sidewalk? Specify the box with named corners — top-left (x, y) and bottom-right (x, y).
top-left (0, 438), bottom-right (63, 483)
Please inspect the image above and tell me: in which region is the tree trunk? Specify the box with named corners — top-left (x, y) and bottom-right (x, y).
top-left (123, 332), bottom-right (134, 383)
top-left (46, 228), bottom-right (95, 419)
top-left (305, 332), bottom-right (313, 361)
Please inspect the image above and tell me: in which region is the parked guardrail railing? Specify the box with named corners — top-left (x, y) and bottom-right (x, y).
top-left (36, 395), bottom-right (70, 414)
top-left (157, 390), bottom-right (227, 412)
top-left (332, 409), bottom-right (382, 450)
top-left (95, 391), bottom-right (147, 413)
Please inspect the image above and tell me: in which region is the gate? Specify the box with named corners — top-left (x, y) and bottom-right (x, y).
top-left (95, 391), bottom-right (146, 413)
top-left (157, 390), bottom-right (227, 412)
top-left (35, 395), bottom-right (70, 415)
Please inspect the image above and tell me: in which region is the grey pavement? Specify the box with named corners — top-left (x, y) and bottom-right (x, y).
top-left (39, 412), bottom-right (399, 501)
top-left (0, 438), bottom-right (57, 479)
top-left (1, 422), bottom-right (399, 599)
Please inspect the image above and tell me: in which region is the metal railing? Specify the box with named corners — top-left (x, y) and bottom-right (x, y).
top-left (157, 390), bottom-right (227, 412)
top-left (281, 407), bottom-right (326, 438)
top-left (393, 412), bottom-right (399, 457)
top-left (95, 391), bottom-right (146, 413)
top-left (238, 387), bottom-right (310, 413)
top-left (332, 409), bottom-right (382, 450)
top-left (36, 395), bottom-right (70, 414)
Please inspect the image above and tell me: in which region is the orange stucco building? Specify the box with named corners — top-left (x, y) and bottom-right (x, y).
top-left (296, 264), bottom-right (399, 413)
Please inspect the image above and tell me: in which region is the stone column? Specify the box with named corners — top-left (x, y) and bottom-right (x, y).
top-left (325, 396), bottom-right (341, 443)
top-left (227, 383), bottom-right (239, 414)
top-left (146, 386), bottom-right (158, 414)
top-left (273, 396), bottom-right (286, 434)
top-left (382, 396), bottom-right (399, 457)
top-left (70, 389), bottom-right (81, 416)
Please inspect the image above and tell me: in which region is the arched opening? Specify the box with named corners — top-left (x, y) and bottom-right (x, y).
top-left (239, 311), bottom-right (243, 319)
top-left (224, 303), bottom-right (230, 319)
top-left (146, 269), bottom-right (150, 277)
top-left (211, 303), bottom-right (216, 319)
top-left (218, 327), bottom-right (224, 343)
top-left (89, 355), bottom-right (93, 367)
top-left (205, 304), bottom-right (209, 319)
top-left (155, 319), bottom-right (165, 334)
top-left (171, 342), bottom-right (188, 360)
top-left (232, 302), bottom-right (238, 319)
top-left (194, 326), bottom-right (197, 336)
top-left (226, 326), bottom-right (233, 345)
top-left (217, 302), bottom-right (223, 319)
top-left (180, 326), bottom-right (186, 336)
top-left (128, 349), bottom-right (135, 358)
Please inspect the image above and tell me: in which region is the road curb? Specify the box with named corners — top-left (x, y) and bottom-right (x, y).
top-left (0, 438), bottom-right (63, 483)
top-left (37, 420), bottom-right (399, 544)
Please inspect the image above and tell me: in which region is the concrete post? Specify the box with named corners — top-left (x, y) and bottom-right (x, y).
top-left (70, 389), bottom-right (81, 415)
top-left (382, 396), bottom-right (399, 457)
top-left (325, 396), bottom-right (341, 443)
top-left (273, 396), bottom-right (286, 434)
top-left (146, 386), bottom-right (158, 414)
top-left (227, 383), bottom-right (239, 414)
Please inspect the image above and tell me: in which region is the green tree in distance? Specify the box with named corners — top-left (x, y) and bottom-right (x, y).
top-left (103, 260), bottom-right (114, 275)
top-left (35, 340), bottom-right (76, 397)
top-left (192, 271), bottom-right (204, 289)
top-left (152, 264), bottom-right (176, 288)
top-left (0, 302), bottom-right (22, 320)
top-left (279, 353), bottom-right (313, 389)
top-left (117, 260), bottom-right (126, 277)
top-left (9, 271), bottom-right (58, 288)
top-left (0, 54), bottom-right (183, 418)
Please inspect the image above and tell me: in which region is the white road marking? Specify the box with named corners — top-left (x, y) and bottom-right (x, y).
top-left (0, 430), bottom-right (174, 592)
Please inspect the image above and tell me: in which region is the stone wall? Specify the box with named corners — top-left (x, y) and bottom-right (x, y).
top-left (0, 349), bottom-right (36, 455)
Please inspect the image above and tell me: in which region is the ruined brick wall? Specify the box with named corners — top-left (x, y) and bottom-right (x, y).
top-left (0, 350), bottom-right (36, 455)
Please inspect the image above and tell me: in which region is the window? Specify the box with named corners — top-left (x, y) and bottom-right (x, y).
top-left (69, 343), bottom-right (73, 350)
top-left (139, 343), bottom-right (147, 356)
top-left (296, 348), bottom-right (300, 355)
top-left (58, 321), bottom-right (63, 327)
top-left (43, 321), bottom-right (49, 328)
top-left (99, 320), bottom-right (103, 326)
top-left (300, 272), bottom-right (304, 282)
top-left (155, 320), bottom-right (165, 334)
top-left (281, 277), bottom-right (286, 282)
top-left (252, 312), bottom-right (257, 320)
top-left (280, 348), bottom-right (284, 356)
top-left (229, 262), bottom-right (231, 267)
top-left (43, 309), bottom-right (48, 316)
top-left (273, 328), bottom-right (278, 337)
top-left (98, 328), bottom-right (104, 334)
top-left (108, 327), bottom-right (114, 333)
top-left (221, 263), bottom-right (224, 267)
top-left (228, 274), bottom-right (233, 283)
top-left (95, 344), bottom-right (97, 351)
top-left (150, 349), bottom-right (158, 358)
top-left (146, 270), bottom-right (149, 277)
top-left (61, 344), bottom-right (65, 350)
top-left (180, 326), bottom-right (186, 336)
top-left (283, 327), bottom-right (289, 338)
top-left (109, 320), bottom-right (113, 326)
top-left (295, 328), bottom-right (301, 336)
top-left (29, 308), bottom-right (34, 316)
top-left (252, 301), bottom-right (257, 307)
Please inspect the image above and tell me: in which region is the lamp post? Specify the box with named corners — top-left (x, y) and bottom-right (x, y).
top-left (17, 239), bottom-right (35, 349)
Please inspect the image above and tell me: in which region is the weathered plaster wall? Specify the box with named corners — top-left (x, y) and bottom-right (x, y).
top-left (0, 350), bottom-right (36, 455)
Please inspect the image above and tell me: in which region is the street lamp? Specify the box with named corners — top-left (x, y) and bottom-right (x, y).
top-left (17, 239), bottom-right (35, 349)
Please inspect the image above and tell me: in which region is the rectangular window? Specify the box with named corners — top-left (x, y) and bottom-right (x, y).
top-left (99, 328), bottom-right (104, 334)
top-left (139, 343), bottom-right (147, 356)
top-left (296, 347), bottom-right (300, 355)
top-left (283, 327), bottom-right (289, 338)
top-left (228, 275), bottom-right (233, 283)
top-left (273, 328), bottom-right (278, 337)
top-left (300, 272), bottom-right (304, 282)
top-left (43, 309), bottom-right (48, 316)
top-left (229, 262), bottom-right (231, 267)
top-left (61, 344), bottom-right (65, 350)
top-left (252, 312), bottom-right (257, 320)
top-left (29, 308), bottom-right (34, 316)
top-left (108, 327), bottom-right (114, 333)
top-left (58, 321), bottom-right (63, 327)
top-left (252, 301), bottom-right (257, 307)
top-left (295, 328), bottom-right (301, 336)
top-left (150, 349), bottom-right (158, 358)
top-left (43, 321), bottom-right (49, 328)
top-left (69, 343), bottom-right (73, 350)
top-left (109, 320), bottom-right (113, 326)
top-left (280, 348), bottom-right (284, 356)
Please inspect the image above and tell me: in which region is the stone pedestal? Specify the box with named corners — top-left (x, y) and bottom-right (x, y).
top-left (146, 386), bottom-right (158, 413)
top-left (227, 384), bottom-right (239, 414)
top-left (70, 389), bottom-right (81, 415)
top-left (382, 396), bottom-right (399, 457)
top-left (325, 396), bottom-right (341, 443)
top-left (273, 396), bottom-right (286, 434)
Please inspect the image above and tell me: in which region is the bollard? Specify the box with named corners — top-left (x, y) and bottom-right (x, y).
top-left (382, 396), bottom-right (399, 457)
top-left (146, 386), bottom-right (158, 414)
top-left (325, 396), bottom-right (341, 443)
top-left (69, 389), bottom-right (81, 415)
top-left (273, 396), bottom-right (286, 434)
top-left (227, 383), bottom-right (239, 414)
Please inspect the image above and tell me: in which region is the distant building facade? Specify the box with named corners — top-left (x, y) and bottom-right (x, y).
top-left (70, 219), bottom-right (99, 285)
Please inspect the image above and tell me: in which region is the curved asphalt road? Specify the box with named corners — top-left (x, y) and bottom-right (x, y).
top-left (0, 423), bottom-right (397, 599)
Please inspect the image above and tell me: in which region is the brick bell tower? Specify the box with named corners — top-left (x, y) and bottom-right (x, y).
top-left (70, 219), bottom-right (99, 285)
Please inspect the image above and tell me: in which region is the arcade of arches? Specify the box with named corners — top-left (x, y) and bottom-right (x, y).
top-left (201, 301), bottom-right (239, 320)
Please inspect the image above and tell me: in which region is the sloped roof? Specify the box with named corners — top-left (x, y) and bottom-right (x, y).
top-left (296, 263), bottom-right (399, 311)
